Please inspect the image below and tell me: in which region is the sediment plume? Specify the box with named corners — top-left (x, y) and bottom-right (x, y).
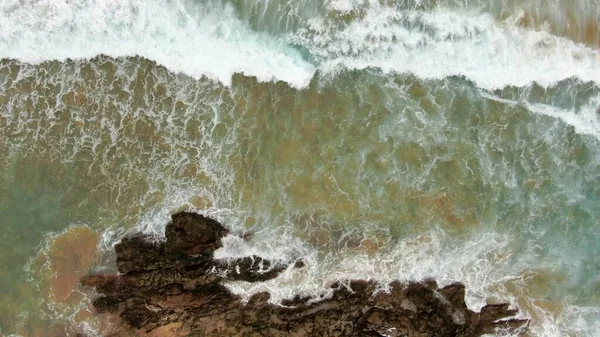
top-left (81, 212), bottom-right (528, 337)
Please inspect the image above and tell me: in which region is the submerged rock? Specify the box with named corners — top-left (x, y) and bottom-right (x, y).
top-left (43, 226), bottom-right (100, 304)
top-left (81, 212), bottom-right (527, 337)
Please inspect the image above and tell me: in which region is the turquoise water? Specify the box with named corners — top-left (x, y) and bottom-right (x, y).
top-left (1, 1), bottom-right (600, 336)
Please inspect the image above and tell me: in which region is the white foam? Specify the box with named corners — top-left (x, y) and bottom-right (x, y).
top-left (480, 91), bottom-right (600, 142)
top-left (217, 222), bottom-right (600, 337)
top-left (293, 3), bottom-right (600, 90)
top-left (0, 0), bottom-right (315, 88)
top-left (525, 96), bottom-right (600, 140)
top-left (221, 228), bottom-right (510, 306)
top-left (2, 1), bottom-right (599, 91)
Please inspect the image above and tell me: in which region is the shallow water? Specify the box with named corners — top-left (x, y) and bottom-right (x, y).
top-left (1, 1), bottom-right (600, 336)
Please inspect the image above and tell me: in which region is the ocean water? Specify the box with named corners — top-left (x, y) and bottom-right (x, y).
top-left (0, 0), bottom-right (599, 336)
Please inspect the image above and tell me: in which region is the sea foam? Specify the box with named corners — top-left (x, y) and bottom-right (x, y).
top-left (0, 0), bottom-right (315, 88)
top-left (1, 0), bottom-right (599, 91)
top-left (295, 3), bottom-right (600, 90)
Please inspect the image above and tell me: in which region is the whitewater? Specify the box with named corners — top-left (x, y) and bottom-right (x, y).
top-left (2, 0), bottom-right (599, 88)
top-left (1, 0), bottom-right (600, 336)
top-left (2, 0), bottom-right (599, 136)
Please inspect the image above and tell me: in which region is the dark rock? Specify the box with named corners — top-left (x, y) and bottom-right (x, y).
top-left (81, 212), bottom-right (528, 336)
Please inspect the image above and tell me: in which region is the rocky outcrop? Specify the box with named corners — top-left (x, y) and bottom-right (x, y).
top-left (81, 212), bottom-right (528, 337)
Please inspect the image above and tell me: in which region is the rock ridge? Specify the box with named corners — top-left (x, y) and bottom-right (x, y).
top-left (80, 212), bottom-right (528, 337)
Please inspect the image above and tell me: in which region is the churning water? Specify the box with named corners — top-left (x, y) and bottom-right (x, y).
top-left (1, 0), bottom-right (599, 336)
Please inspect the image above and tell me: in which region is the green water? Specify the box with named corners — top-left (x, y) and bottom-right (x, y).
top-left (1, 0), bottom-right (600, 336)
top-left (1, 56), bottom-right (599, 335)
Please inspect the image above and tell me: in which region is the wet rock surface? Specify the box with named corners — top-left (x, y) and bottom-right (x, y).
top-left (81, 212), bottom-right (528, 337)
